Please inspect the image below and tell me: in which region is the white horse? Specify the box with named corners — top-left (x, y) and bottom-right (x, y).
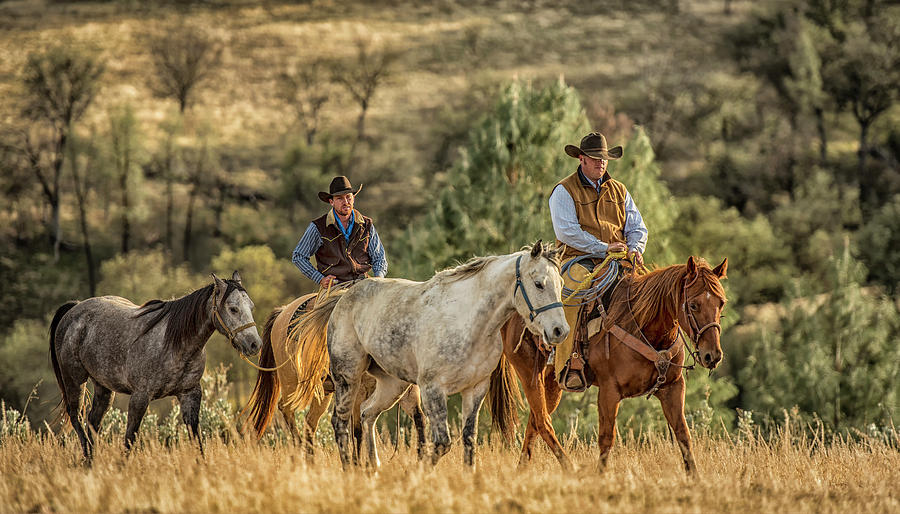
top-left (289, 241), bottom-right (569, 468)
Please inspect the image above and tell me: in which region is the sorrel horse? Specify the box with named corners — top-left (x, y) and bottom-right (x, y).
top-left (49, 272), bottom-right (261, 462)
top-left (492, 256), bottom-right (727, 472)
top-left (288, 241), bottom-right (569, 468)
top-left (242, 293), bottom-right (425, 457)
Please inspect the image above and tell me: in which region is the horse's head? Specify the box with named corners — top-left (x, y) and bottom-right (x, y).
top-left (679, 257), bottom-right (728, 369)
top-left (212, 271), bottom-right (263, 356)
top-left (514, 241), bottom-right (569, 346)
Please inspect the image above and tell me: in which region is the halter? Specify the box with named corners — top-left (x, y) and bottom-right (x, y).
top-left (514, 255), bottom-right (564, 322)
top-left (679, 272), bottom-right (722, 364)
top-left (211, 283), bottom-right (257, 347)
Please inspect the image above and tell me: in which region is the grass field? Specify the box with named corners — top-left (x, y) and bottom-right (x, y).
top-left (2, 430), bottom-right (898, 513)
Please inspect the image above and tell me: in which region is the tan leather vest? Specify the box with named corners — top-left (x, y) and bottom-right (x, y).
top-left (554, 169), bottom-right (628, 262)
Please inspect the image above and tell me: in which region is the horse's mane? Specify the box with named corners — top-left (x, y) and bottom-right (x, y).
top-left (434, 255), bottom-right (501, 283)
top-left (434, 243), bottom-right (561, 284)
top-left (134, 280), bottom-right (244, 352)
top-left (611, 259), bottom-right (725, 329)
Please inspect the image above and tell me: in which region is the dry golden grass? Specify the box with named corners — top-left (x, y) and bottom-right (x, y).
top-left (1, 432), bottom-right (898, 513)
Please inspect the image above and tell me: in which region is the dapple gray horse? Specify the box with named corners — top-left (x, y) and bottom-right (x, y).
top-left (289, 241), bottom-right (569, 468)
top-left (49, 271), bottom-right (261, 462)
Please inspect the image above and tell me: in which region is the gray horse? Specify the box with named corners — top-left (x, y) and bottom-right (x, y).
top-left (49, 271), bottom-right (261, 462)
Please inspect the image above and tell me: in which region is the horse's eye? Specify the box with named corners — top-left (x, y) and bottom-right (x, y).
top-left (534, 281), bottom-right (544, 290)
top-left (229, 307), bottom-right (239, 314)
top-left (689, 302), bottom-right (698, 311)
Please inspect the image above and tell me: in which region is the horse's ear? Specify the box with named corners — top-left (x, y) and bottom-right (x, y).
top-left (713, 258), bottom-right (728, 279)
top-left (232, 270), bottom-right (242, 284)
top-left (686, 256), bottom-right (697, 276)
top-left (531, 240), bottom-right (543, 258)
top-left (211, 273), bottom-right (226, 297)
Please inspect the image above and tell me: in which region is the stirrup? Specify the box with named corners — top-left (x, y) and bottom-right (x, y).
top-left (558, 360), bottom-right (588, 393)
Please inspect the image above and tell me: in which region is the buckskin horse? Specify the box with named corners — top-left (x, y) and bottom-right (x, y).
top-left (242, 292), bottom-right (426, 458)
top-left (286, 241), bottom-right (569, 468)
top-left (49, 272), bottom-right (262, 462)
top-left (492, 256), bottom-right (727, 472)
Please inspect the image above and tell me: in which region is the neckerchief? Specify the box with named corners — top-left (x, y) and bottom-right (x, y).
top-left (333, 209), bottom-right (354, 244)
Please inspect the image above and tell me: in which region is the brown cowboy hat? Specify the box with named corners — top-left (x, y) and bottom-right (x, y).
top-left (564, 132), bottom-right (623, 160)
top-left (318, 176), bottom-right (363, 203)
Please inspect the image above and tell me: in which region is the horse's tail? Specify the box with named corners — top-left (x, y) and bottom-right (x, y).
top-left (241, 306), bottom-right (284, 437)
top-left (285, 291), bottom-right (347, 412)
top-left (49, 301), bottom-right (79, 424)
top-left (489, 353), bottom-right (523, 443)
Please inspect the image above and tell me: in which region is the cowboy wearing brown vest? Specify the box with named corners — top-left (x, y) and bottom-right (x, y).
top-left (549, 133), bottom-right (648, 391)
top-left (291, 176), bottom-right (387, 289)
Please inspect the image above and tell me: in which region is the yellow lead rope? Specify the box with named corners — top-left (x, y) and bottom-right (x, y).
top-left (563, 250), bottom-right (626, 303)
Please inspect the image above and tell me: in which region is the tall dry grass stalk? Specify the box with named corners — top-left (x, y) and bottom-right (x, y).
top-left (1, 429), bottom-right (898, 513)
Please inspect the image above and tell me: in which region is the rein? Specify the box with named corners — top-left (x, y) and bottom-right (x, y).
top-left (618, 278), bottom-right (693, 398)
top-left (514, 255), bottom-right (564, 322)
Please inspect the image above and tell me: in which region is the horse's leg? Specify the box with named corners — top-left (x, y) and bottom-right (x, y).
top-left (86, 382), bottom-right (113, 448)
top-left (420, 382), bottom-right (451, 465)
top-left (124, 392), bottom-right (151, 453)
top-left (178, 387), bottom-right (204, 457)
top-left (518, 368), bottom-right (573, 471)
top-left (61, 375), bottom-right (92, 463)
top-left (330, 348), bottom-right (368, 469)
top-left (398, 385), bottom-right (426, 461)
top-left (353, 374), bottom-right (377, 465)
top-left (358, 370), bottom-right (410, 469)
top-left (595, 386), bottom-right (621, 472)
top-left (460, 378), bottom-right (490, 467)
top-left (656, 378), bottom-right (696, 474)
top-left (295, 392), bottom-right (331, 453)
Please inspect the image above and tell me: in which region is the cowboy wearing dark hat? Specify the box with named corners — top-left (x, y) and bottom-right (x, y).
top-left (291, 176), bottom-right (387, 288)
top-left (549, 132), bottom-right (648, 391)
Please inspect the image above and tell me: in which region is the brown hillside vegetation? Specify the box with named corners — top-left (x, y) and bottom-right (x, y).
top-left (1, 433), bottom-right (897, 513)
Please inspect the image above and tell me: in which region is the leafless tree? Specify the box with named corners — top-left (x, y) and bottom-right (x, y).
top-left (331, 37), bottom-right (395, 142)
top-left (277, 58), bottom-right (331, 145)
top-left (147, 24), bottom-right (222, 113)
top-left (21, 45), bottom-right (104, 261)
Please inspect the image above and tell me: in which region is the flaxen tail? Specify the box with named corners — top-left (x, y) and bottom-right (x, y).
top-left (489, 354), bottom-right (524, 443)
top-left (285, 291), bottom-right (347, 412)
top-left (49, 301), bottom-right (79, 424)
top-left (242, 307), bottom-right (284, 437)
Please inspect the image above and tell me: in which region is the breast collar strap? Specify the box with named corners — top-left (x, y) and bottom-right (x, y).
top-left (514, 255), bottom-right (564, 322)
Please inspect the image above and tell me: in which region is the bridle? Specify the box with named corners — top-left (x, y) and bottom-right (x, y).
top-left (679, 272), bottom-right (722, 364)
top-left (514, 255), bottom-right (564, 322)
top-left (211, 283), bottom-right (257, 347)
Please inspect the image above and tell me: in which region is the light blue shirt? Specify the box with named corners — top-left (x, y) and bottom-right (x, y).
top-left (548, 171), bottom-right (648, 257)
top-left (291, 220), bottom-right (387, 284)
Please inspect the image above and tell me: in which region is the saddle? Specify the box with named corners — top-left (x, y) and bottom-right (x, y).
top-left (558, 260), bottom-right (630, 392)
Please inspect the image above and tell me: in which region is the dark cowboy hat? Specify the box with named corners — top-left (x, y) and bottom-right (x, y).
top-left (318, 176), bottom-right (363, 203)
top-left (564, 132), bottom-right (623, 160)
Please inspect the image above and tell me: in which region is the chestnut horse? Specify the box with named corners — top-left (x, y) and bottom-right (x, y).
top-left (492, 256), bottom-right (727, 472)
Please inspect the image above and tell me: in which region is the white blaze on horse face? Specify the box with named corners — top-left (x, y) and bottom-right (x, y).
top-left (516, 253), bottom-right (569, 345)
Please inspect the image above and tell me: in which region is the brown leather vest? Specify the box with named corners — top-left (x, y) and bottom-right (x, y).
top-left (312, 209), bottom-right (374, 282)
top-left (555, 169), bottom-right (628, 262)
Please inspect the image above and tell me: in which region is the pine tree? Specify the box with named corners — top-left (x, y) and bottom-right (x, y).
top-left (737, 245), bottom-right (900, 432)
top-left (393, 80), bottom-right (589, 279)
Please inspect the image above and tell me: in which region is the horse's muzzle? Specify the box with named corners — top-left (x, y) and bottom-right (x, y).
top-left (544, 324), bottom-right (569, 346)
top-left (701, 348), bottom-right (722, 369)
